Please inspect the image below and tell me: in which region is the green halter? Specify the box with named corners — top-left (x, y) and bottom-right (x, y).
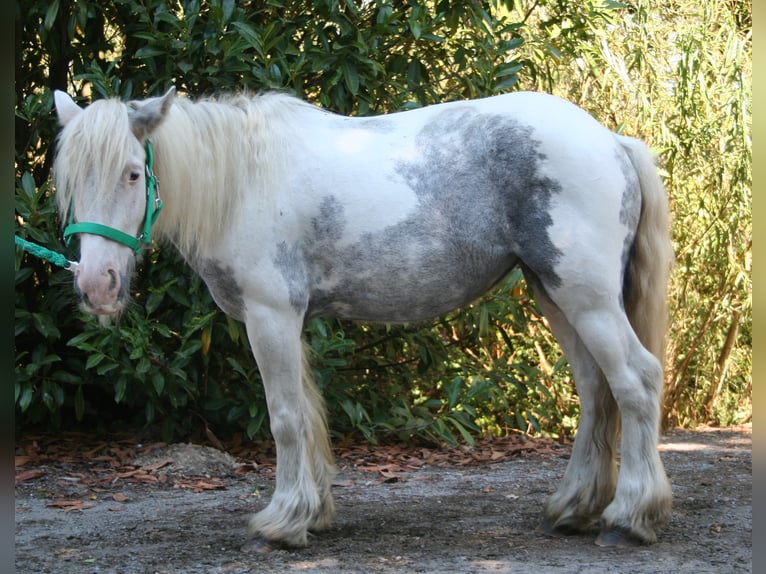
top-left (63, 141), bottom-right (163, 254)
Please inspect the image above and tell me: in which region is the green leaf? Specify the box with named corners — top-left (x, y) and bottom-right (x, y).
top-left (85, 353), bottom-right (106, 370)
top-left (408, 19), bottom-right (422, 40)
top-left (493, 76), bottom-right (519, 93)
top-left (20, 172), bottom-right (36, 200)
top-left (230, 21), bottom-right (262, 53)
top-left (479, 305), bottom-right (489, 338)
top-left (407, 60), bottom-right (422, 87)
top-left (446, 376), bottom-right (463, 408)
top-left (312, 318), bottom-right (328, 338)
top-left (136, 357), bottom-right (152, 375)
top-left (32, 313), bottom-right (61, 339)
top-left (135, 46), bottom-right (167, 59)
top-left (246, 408), bottom-right (267, 438)
top-left (74, 386), bottom-right (85, 421)
top-left (52, 371), bottom-right (82, 384)
top-left (222, 0), bottom-right (235, 23)
top-left (246, 416), bottom-right (260, 439)
top-left (43, 0), bottom-right (60, 31)
top-left (448, 416), bottom-right (476, 446)
top-left (18, 385), bottom-right (34, 412)
top-left (145, 401), bottom-right (155, 423)
top-left (226, 316), bottom-right (241, 343)
top-left (114, 379), bottom-right (127, 403)
top-left (96, 362), bottom-right (119, 376)
top-left (67, 331), bottom-right (97, 348)
top-left (151, 371), bottom-right (165, 396)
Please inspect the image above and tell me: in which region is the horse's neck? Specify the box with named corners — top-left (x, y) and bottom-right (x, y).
top-left (150, 98), bottom-right (295, 258)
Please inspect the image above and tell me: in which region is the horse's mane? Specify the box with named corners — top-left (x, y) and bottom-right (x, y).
top-left (54, 91), bottom-right (314, 258)
top-left (152, 92), bottom-right (312, 256)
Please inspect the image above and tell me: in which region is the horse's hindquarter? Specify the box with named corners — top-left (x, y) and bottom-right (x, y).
top-left (235, 93), bottom-right (636, 324)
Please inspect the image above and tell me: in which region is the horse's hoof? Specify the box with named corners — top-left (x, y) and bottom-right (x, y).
top-left (595, 527), bottom-right (645, 547)
top-left (538, 517), bottom-right (586, 537)
top-left (537, 516), bottom-right (593, 538)
top-left (241, 538), bottom-right (287, 554)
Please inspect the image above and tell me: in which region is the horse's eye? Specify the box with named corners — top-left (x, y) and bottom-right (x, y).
top-left (129, 171), bottom-right (141, 183)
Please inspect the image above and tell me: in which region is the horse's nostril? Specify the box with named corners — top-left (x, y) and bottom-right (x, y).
top-left (107, 269), bottom-right (118, 292)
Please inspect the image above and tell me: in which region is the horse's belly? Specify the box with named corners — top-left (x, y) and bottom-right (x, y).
top-left (307, 250), bottom-right (518, 323)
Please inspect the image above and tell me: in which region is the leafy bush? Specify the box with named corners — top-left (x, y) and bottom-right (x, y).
top-left (508, 0), bottom-right (752, 428)
top-left (16, 0), bottom-right (549, 443)
top-left (15, 0), bottom-right (751, 443)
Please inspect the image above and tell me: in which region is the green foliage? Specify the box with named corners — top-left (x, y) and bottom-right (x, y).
top-left (16, 0), bottom-right (543, 443)
top-left (15, 0), bottom-right (751, 443)
top-left (307, 271), bottom-right (577, 445)
top-left (508, 0), bottom-right (752, 427)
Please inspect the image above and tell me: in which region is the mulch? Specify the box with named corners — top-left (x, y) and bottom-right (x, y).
top-left (15, 431), bottom-right (571, 505)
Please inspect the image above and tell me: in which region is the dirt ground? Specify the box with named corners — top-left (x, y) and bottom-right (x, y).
top-left (15, 425), bottom-right (751, 574)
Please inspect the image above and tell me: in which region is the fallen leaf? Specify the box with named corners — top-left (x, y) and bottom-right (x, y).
top-left (64, 504), bottom-right (94, 512)
top-left (176, 478), bottom-right (226, 492)
top-left (131, 473), bottom-right (159, 484)
top-left (140, 458), bottom-right (175, 472)
top-left (15, 469), bottom-right (46, 483)
top-left (114, 469), bottom-right (143, 479)
top-left (112, 493), bottom-right (129, 502)
top-left (46, 499), bottom-right (94, 511)
top-left (15, 456), bottom-right (31, 468)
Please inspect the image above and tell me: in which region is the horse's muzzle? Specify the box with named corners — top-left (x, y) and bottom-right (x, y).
top-left (74, 267), bottom-right (128, 316)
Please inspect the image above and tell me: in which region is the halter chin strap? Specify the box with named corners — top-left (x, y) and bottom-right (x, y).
top-left (63, 141), bottom-right (163, 254)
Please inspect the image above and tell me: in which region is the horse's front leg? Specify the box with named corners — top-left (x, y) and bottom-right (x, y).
top-left (243, 307), bottom-right (336, 548)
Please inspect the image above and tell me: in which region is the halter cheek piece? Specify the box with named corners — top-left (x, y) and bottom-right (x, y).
top-left (63, 141), bottom-right (163, 254)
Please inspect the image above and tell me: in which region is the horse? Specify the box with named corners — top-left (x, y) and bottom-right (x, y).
top-left (52, 87), bottom-right (674, 548)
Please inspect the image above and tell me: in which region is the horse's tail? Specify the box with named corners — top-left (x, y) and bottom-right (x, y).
top-left (617, 135), bottom-right (674, 367)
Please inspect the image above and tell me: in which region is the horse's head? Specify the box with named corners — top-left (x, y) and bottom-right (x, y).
top-left (53, 88), bottom-right (175, 317)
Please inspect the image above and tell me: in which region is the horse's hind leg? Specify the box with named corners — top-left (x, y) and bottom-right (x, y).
top-left (542, 286), bottom-right (672, 545)
top-left (527, 279), bottom-right (620, 536)
top-left (243, 308), bottom-right (336, 548)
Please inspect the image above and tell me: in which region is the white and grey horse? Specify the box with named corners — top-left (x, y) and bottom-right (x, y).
top-left (53, 87), bottom-right (673, 548)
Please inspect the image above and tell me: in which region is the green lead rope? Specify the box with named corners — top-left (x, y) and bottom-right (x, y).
top-left (14, 236), bottom-right (77, 270)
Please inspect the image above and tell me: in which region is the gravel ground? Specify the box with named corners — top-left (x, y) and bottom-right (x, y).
top-left (15, 426), bottom-right (751, 573)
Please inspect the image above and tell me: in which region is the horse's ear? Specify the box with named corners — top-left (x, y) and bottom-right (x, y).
top-left (54, 90), bottom-right (82, 126)
top-left (129, 87), bottom-right (176, 141)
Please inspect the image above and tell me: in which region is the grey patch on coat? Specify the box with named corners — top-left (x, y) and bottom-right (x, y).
top-left (293, 110), bottom-right (565, 323)
top-left (614, 144), bottom-right (642, 310)
top-left (274, 241), bottom-right (310, 314)
top-left (272, 195), bottom-right (345, 315)
top-left (616, 145), bottom-right (641, 230)
top-left (195, 259), bottom-right (246, 321)
top-left (396, 109), bottom-right (564, 289)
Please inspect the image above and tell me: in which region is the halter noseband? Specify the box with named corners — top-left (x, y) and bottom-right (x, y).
top-left (63, 141), bottom-right (163, 254)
